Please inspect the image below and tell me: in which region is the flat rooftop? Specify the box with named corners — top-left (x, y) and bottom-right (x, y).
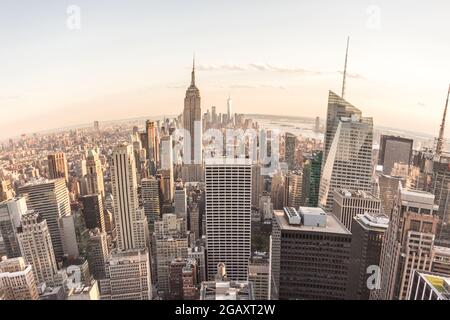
top-left (273, 210), bottom-right (351, 235)
top-left (335, 188), bottom-right (378, 200)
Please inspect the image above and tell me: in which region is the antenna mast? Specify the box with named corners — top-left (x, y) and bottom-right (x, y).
top-left (436, 84), bottom-right (450, 155)
top-left (341, 36), bottom-right (350, 99)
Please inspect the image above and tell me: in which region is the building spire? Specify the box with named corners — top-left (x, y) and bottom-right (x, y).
top-left (191, 53), bottom-right (196, 87)
top-left (341, 36), bottom-right (350, 99)
top-left (436, 84), bottom-right (450, 155)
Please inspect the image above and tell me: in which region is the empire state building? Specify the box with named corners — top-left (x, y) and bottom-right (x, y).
top-left (183, 58), bottom-right (202, 163)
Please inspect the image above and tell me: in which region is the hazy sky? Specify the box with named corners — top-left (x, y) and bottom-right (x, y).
top-left (1, 0), bottom-right (449, 139)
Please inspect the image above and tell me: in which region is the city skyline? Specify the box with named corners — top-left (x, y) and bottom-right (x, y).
top-left (1, 1), bottom-right (449, 140)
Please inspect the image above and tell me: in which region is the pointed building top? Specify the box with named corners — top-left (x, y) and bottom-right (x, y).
top-left (341, 36), bottom-right (350, 99)
top-left (436, 84), bottom-right (450, 155)
top-left (191, 53), bottom-right (196, 87)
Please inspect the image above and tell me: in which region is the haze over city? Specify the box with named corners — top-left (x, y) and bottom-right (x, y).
top-left (1, 0), bottom-right (449, 139)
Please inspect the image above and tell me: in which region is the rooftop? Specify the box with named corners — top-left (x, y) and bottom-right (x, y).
top-left (274, 210), bottom-right (350, 235)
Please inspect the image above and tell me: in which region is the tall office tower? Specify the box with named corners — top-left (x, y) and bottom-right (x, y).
top-left (378, 174), bottom-right (406, 217)
top-left (189, 203), bottom-right (200, 240)
top-left (174, 184), bottom-right (187, 219)
top-left (408, 270), bottom-right (450, 300)
top-left (346, 212), bottom-right (388, 300)
top-left (270, 207), bottom-right (351, 300)
top-left (110, 144), bottom-right (148, 251)
top-left (314, 116), bottom-right (321, 132)
top-left (205, 159), bottom-right (252, 281)
top-left (84, 149), bottom-right (105, 198)
top-left (0, 256), bottom-right (39, 300)
top-left (227, 96), bottom-right (233, 124)
top-left (319, 91), bottom-right (373, 212)
top-left (375, 185), bottom-right (440, 300)
top-left (271, 173), bottom-right (287, 210)
top-left (160, 135), bottom-right (173, 170)
top-left (284, 133), bottom-right (297, 170)
top-left (168, 258), bottom-right (198, 300)
top-left (183, 58), bottom-right (202, 164)
top-left (100, 249), bottom-right (152, 300)
top-left (18, 178), bottom-right (71, 261)
top-left (378, 135), bottom-right (413, 175)
top-left (60, 214), bottom-right (80, 260)
top-left (141, 177), bottom-right (161, 230)
top-left (248, 252), bottom-right (270, 300)
top-left (155, 236), bottom-right (188, 297)
top-left (210, 106), bottom-right (217, 125)
top-left (0, 197), bottom-right (27, 258)
top-left (251, 164), bottom-right (264, 209)
top-left (146, 120), bottom-right (160, 165)
top-left (301, 151), bottom-right (322, 207)
top-left (17, 211), bottom-right (58, 286)
top-left (87, 228), bottom-right (109, 280)
top-left (332, 189), bottom-right (381, 232)
top-left (430, 155), bottom-right (450, 245)
top-left (80, 194), bottom-right (106, 232)
top-left (47, 152), bottom-right (69, 183)
top-left (93, 121), bottom-right (100, 132)
top-left (188, 246), bottom-right (207, 283)
top-left (0, 179), bottom-right (14, 202)
top-left (287, 171), bottom-right (303, 209)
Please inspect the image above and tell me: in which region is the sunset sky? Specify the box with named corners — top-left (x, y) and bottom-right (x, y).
top-left (1, 0), bottom-right (449, 139)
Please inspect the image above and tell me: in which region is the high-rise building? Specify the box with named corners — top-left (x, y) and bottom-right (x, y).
top-left (270, 207), bottom-right (351, 300)
top-left (183, 58), bottom-right (202, 164)
top-left (227, 96), bottom-right (233, 125)
top-left (168, 257), bottom-right (198, 300)
top-left (87, 228), bottom-right (109, 280)
top-left (377, 173), bottom-right (406, 217)
top-left (80, 194), bottom-right (106, 232)
top-left (319, 91), bottom-right (373, 211)
top-left (160, 135), bottom-right (173, 170)
top-left (188, 202), bottom-right (200, 241)
top-left (0, 179), bottom-right (14, 202)
top-left (16, 211), bottom-right (59, 286)
top-left (154, 213), bottom-right (186, 238)
top-left (47, 152), bottom-right (69, 183)
top-left (248, 252), bottom-right (270, 300)
top-left (93, 121), bottom-right (100, 132)
top-left (429, 155), bottom-right (450, 245)
top-left (0, 197), bottom-right (27, 258)
top-left (301, 151), bottom-right (322, 207)
top-left (378, 135), bottom-right (413, 176)
top-left (110, 144), bottom-right (148, 251)
top-left (332, 189), bottom-right (381, 232)
top-left (0, 256), bottom-right (39, 300)
top-left (182, 258), bottom-right (199, 300)
top-left (157, 169), bottom-right (174, 206)
top-left (284, 133), bottom-right (297, 171)
top-left (287, 171), bottom-right (303, 209)
top-left (346, 212), bottom-right (388, 300)
top-left (251, 164), bottom-right (264, 209)
top-left (188, 246), bottom-right (207, 283)
top-left (18, 178), bottom-right (71, 261)
top-left (174, 184), bottom-right (187, 220)
top-left (407, 271), bottom-right (450, 300)
top-left (141, 177), bottom-right (161, 230)
top-left (205, 159), bottom-right (252, 281)
top-left (99, 249), bottom-right (152, 300)
top-left (374, 185), bottom-right (440, 300)
top-left (84, 149), bottom-right (105, 198)
top-left (146, 120), bottom-right (160, 165)
top-left (155, 236), bottom-right (188, 297)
